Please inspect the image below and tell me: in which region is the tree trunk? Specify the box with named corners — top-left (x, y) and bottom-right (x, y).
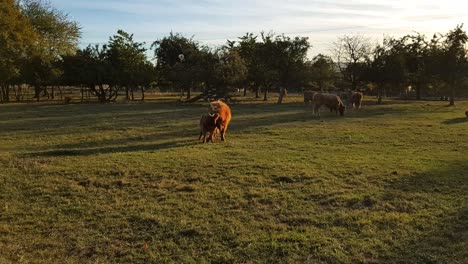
top-left (243, 86), bottom-right (247, 96)
top-left (14, 85), bottom-right (19, 101)
top-left (110, 86), bottom-right (118, 102)
top-left (186, 86), bottom-right (191, 99)
top-left (255, 86), bottom-right (260, 98)
top-left (131, 87), bottom-right (135, 101)
top-left (263, 87), bottom-right (268, 101)
top-left (377, 85), bottom-right (383, 104)
top-left (43, 87), bottom-right (49, 98)
top-left (351, 77), bottom-right (357, 91)
top-left (449, 84), bottom-right (455, 106)
top-left (141, 86), bottom-right (145, 101)
top-left (58, 86), bottom-right (63, 100)
top-left (0, 83), bottom-right (7, 102)
top-left (34, 85), bottom-right (41, 102)
top-left (277, 87), bottom-right (287, 104)
top-left (98, 84), bottom-right (107, 103)
top-left (415, 84), bottom-right (421, 100)
top-left (3, 84), bottom-right (10, 102)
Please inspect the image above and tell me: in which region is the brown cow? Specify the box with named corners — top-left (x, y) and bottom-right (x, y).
top-left (198, 113), bottom-right (221, 143)
top-left (351, 92), bottom-right (363, 109)
top-left (312, 93), bottom-right (345, 116)
top-left (303, 90), bottom-right (317, 105)
top-left (209, 100), bottom-right (232, 141)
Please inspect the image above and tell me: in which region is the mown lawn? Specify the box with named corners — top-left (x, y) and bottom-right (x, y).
top-left (0, 96), bottom-right (467, 263)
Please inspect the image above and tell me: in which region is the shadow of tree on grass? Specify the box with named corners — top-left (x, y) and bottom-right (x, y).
top-left (380, 160), bottom-right (468, 263)
top-left (441, 117), bottom-right (468, 125)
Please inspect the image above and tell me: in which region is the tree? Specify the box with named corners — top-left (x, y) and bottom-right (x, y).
top-left (379, 34), bottom-right (429, 99)
top-left (275, 35), bottom-right (310, 104)
top-left (151, 33), bottom-right (201, 99)
top-left (331, 34), bottom-right (372, 90)
top-left (134, 61), bottom-right (156, 101)
top-left (0, 0), bottom-right (36, 102)
top-left (181, 45), bottom-right (248, 102)
top-left (365, 37), bottom-right (409, 103)
top-left (309, 54), bottom-right (337, 92)
top-left (256, 32), bottom-right (280, 101)
top-left (401, 34), bottom-right (429, 100)
top-left (20, 0), bottom-right (81, 101)
top-left (107, 30), bottom-right (152, 100)
top-left (238, 32), bottom-right (310, 102)
top-left (437, 25), bottom-right (467, 106)
top-left (212, 47), bottom-right (248, 99)
top-left (62, 45), bottom-right (118, 103)
top-left (237, 33), bottom-right (263, 98)
top-left (366, 45), bottom-right (394, 103)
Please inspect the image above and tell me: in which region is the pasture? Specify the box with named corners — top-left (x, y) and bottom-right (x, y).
top-left (0, 96), bottom-right (467, 263)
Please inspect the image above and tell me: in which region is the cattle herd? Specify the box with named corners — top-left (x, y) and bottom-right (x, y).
top-left (198, 91), bottom-right (466, 143)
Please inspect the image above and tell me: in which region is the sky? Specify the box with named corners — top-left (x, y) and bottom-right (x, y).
top-left (49, 0), bottom-right (468, 60)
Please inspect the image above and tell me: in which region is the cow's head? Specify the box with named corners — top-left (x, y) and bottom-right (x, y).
top-left (208, 113), bottom-right (220, 126)
top-left (208, 101), bottom-right (220, 113)
top-left (339, 104), bottom-right (345, 116)
top-left (206, 112), bottom-right (223, 130)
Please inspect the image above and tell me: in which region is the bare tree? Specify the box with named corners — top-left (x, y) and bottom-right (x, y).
top-left (331, 34), bottom-right (372, 90)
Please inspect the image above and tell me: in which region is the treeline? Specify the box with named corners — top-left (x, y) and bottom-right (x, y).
top-left (1, 0), bottom-right (467, 104)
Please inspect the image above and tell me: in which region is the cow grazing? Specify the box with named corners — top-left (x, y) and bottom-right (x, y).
top-left (303, 90), bottom-right (317, 105)
top-left (351, 92), bottom-right (363, 109)
top-left (312, 93), bottom-right (345, 116)
top-left (198, 113), bottom-right (221, 143)
top-left (209, 100), bottom-right (232, 141)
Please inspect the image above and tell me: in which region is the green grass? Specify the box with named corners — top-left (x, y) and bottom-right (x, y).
top-left (0, 96), bottom-right (467, 263)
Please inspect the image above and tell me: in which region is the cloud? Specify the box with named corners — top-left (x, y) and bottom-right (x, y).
top-left (52, 0), bottom-right (468, 56)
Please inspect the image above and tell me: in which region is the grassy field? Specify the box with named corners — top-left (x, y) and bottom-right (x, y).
top-left (0, 95), bottom-right (467, 263)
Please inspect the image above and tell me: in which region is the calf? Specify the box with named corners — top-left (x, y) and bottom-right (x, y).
top-left (198, 113), bottom-right (221, 143)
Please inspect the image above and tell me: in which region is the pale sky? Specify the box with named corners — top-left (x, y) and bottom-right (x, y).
top-left (50, 0), bottom-right (468, 59)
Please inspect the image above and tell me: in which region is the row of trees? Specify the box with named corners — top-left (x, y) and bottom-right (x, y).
top-left (336, 27), bottom-right (468, 106)
top-left (153, 32), bottom-right (313, 103)
top-left (61, 30), bottom-right (154, 102)
top-left (1, 0), bottom-right (467, 104)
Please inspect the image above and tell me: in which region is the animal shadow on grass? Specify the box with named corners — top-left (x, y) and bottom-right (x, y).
top-left (441, 117), bottom-right (468, 125)
top-left (25, 139), bottom-right (197, 157)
